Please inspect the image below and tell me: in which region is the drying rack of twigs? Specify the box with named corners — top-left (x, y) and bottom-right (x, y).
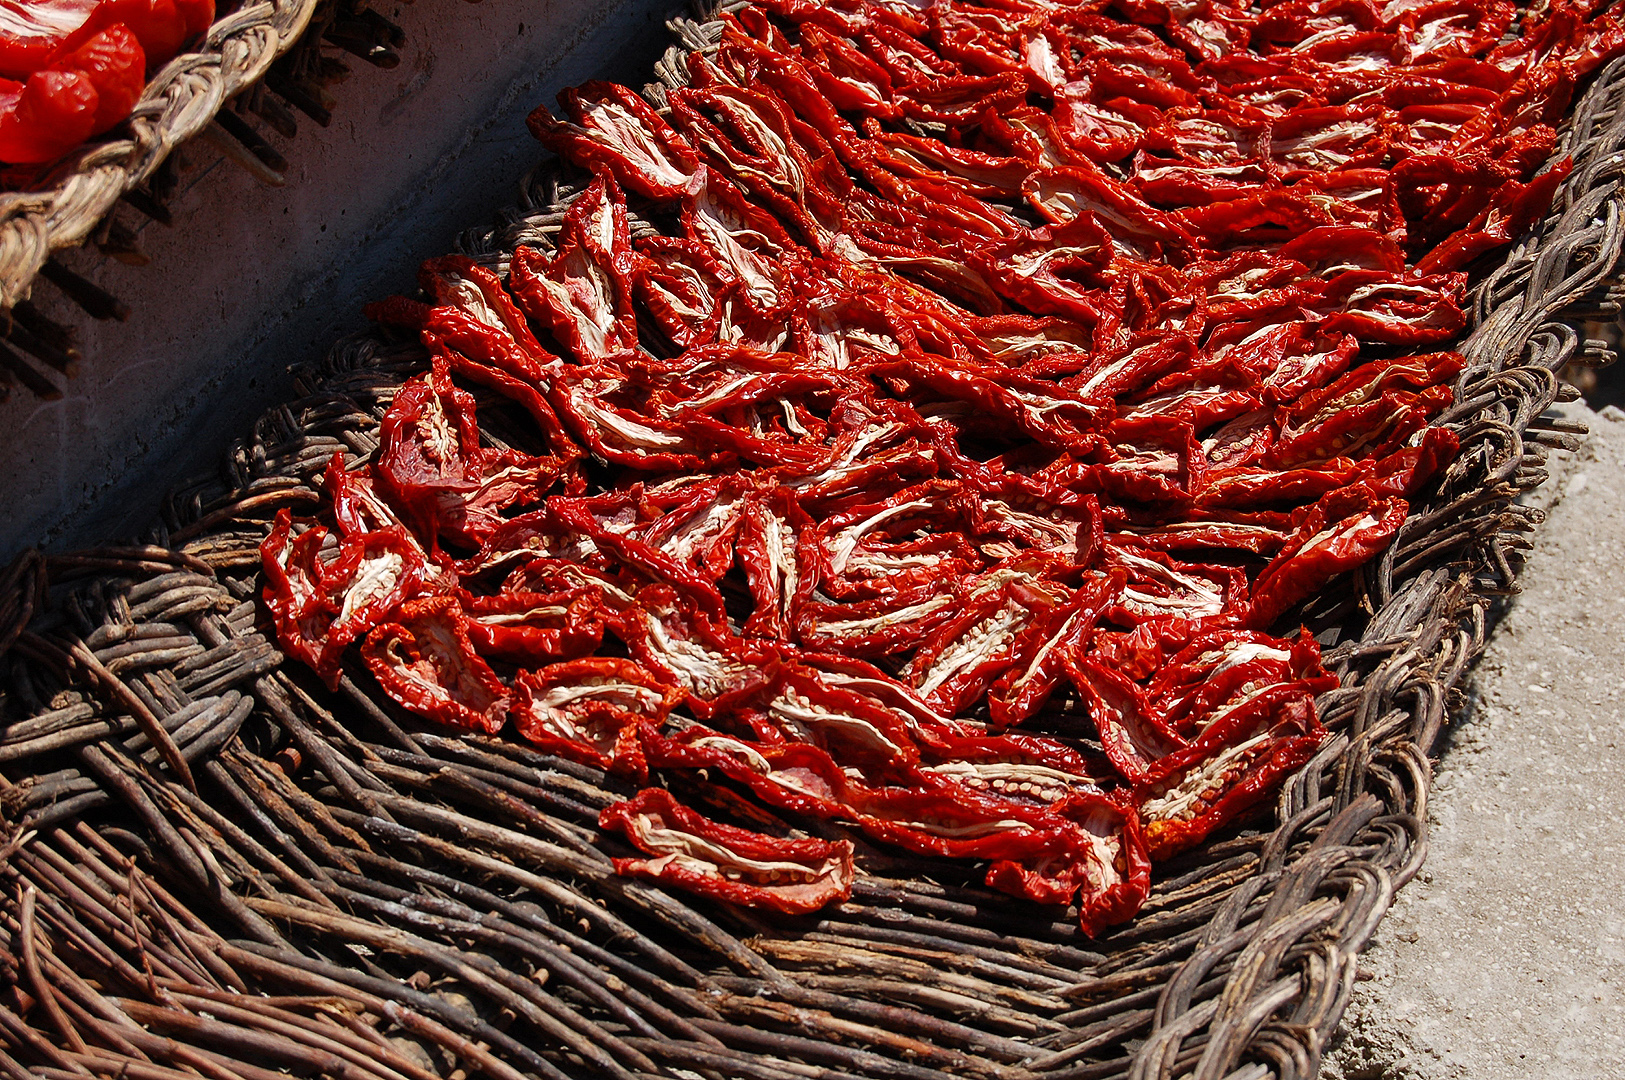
top-left (0, 13), bottom-right (1619, 1080)
top-left (0, 0), bottom-right (411, 402)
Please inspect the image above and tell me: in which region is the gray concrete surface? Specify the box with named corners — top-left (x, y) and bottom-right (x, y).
top-left (1324, 400), bottom-right (1625, 1080)
top-left (0, 0), bottom-right (675, 559)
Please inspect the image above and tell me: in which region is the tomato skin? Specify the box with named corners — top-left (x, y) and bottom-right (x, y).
top-left (0, 0), bottom-right (209, 163)
top-left (96, 0), bottom-right (184, 66)
top-left (57, 24), bottom-right (143, 132)
top-left (174, 0), bottom-right (211, 41)
top-left (0, 0), bottom-right (205, 80)
top-left (0, 0), bottom-right (100, 78)
top-left (0, 67), bottom-right (97, 162)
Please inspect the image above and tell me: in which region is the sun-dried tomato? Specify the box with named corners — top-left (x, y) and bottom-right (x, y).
top-left (260, 512), bottom-right (435, 689)
top-left (509, 176), bottom-right (640, 364)
top-left (361, 596), bottom-right (510, 734)
top-left (512, 658), bottom-right (681, 779)
top-left (600, 787), bottom-right (856, 914)
top-left (275, 0), bottom-right (1625, 937)
top-left (529, 81), bottom-right (700, 200)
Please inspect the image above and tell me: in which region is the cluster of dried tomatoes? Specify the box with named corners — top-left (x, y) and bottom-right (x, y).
top-left (262, 0), bottom-right (1621, 931)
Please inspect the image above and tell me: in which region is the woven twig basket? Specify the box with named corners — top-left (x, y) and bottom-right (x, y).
top-left (0, 24), bottom-right (1619, 1080)
top-left (0, 0), bottom-right (320, 311)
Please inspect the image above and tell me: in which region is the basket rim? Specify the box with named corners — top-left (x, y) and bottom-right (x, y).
top-left (0, 0), bottom-right (321, 310)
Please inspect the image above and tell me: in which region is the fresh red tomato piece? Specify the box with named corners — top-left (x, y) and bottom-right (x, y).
top-left (97, 0), bottom-right (185, 66)
top-left (56, 23), bottom-right (142, 131)
top-left (0, 0), bottom-right (98, 77)
top-left (0, 66), bottom-right (96, 162)
top-left (174, 0), bottom-right (211, 41)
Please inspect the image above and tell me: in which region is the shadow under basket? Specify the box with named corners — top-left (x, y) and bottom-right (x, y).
top-left (0, 0), bottom-right (409, 401)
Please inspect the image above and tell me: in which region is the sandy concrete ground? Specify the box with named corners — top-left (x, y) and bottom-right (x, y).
top-left (1322, 400), bottom-right (1625, 1079)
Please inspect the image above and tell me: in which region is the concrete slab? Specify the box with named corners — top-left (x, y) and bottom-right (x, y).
top-left (1324, 399), bottom-right (1625, 1079)
top-left (0, 0), bottom-right (676, 559)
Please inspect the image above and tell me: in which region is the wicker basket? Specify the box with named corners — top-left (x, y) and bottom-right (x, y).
top-left (0, 0), bottom-right (324, 313)
top-left (0, 21), bottom-right (1618, 1080)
